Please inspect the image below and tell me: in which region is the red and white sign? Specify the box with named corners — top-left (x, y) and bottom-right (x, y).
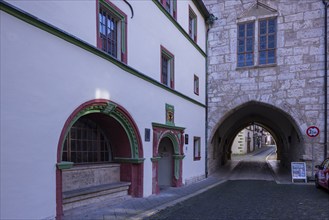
top-left (306, 126), bottom-right (320, 138)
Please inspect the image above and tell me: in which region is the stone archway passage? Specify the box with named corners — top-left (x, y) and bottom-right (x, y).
top-left (208, 101), bottom-right (304, 175)
top-left (56, 99), bottom-right (144, 218)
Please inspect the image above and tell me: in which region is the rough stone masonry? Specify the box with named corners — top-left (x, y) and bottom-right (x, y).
top-left (204, 0), bottom-right (328, 175)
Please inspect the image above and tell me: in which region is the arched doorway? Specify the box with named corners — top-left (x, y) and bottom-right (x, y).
top-left (56, 99), bottom-right (144, 218)
top-left (158, 137), bottom-right (174, 189)
top-left (208, 101), bottom-right (304, 175)
top-left (151, 123), bottom-right (185, 194)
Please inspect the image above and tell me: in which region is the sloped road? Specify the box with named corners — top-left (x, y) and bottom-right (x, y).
top-left (147, 147), bottom-right (329, 220)
top-left (228, 146), bottom-right (276, 181)
top-left (147, 180), bottom-right (329, 220)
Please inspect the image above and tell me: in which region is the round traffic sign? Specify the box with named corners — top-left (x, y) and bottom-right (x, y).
top-left (306, 126), bottom-right (320, 138)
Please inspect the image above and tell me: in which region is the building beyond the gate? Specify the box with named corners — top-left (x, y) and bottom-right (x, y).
top-left (0, 1), bottom-right (211, 219)
top-left (204, 0), bottom-right (328, 175)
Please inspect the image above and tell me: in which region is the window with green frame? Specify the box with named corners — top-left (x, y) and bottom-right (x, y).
top-left (161, 46), bottom-right (175, 89)
top-left (158, 0), bottom-right (177, 19)
top-left (189, 6), bottom-right (197, 42)
top-left (97, 0), bottom-right (127, 63)
top-left (193, 137), bottom-right (201, 161)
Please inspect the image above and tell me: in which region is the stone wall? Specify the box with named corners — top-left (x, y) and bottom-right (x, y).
top-left (205, 0), bottom-right (328, 172)
top-left (62, 164), bottom-right (120, 192)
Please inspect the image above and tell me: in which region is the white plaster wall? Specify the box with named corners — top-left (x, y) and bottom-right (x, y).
top-left (5, 0), bottom-right (207, 104)
top-left (0, 8), bottom-right (206, 219)
top-left (231, 131), bottom-right (246, 154)
top-left (126, 1), bottom-right (206, 103)
top-left (176, 0), bottom-right (207, 52)
top-left (6, 0), bottom-right (97, 46)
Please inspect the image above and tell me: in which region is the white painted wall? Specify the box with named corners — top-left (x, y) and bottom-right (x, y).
top-left (6, 0), bottom-right (207, 104)
top-left (126, 1), bottom-right (206, 103)
top-left (7, 0), bottom-right (97, 45)
top-left (176, 0), bottom-right (207, 52)
top-left (0, 0), bottom-right (207, 217)
top-left (231, 130), bottom-right (246, 154)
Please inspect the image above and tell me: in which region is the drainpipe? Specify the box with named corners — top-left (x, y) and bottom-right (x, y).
top-left (205, 27), bottom-right (209, 178)
top-left (323, 0), bottom-right (328, 159)
top-left (205, 14), bottom-right (218, 178)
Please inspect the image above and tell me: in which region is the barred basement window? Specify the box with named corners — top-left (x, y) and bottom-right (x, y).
top-left (62, 119), bottom-right (112, 164)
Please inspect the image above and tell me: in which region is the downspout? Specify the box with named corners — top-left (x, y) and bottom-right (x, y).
top-left (205, 14), bottom-right (218, 178)
top-left (323, 0), bottom-right (328, 159)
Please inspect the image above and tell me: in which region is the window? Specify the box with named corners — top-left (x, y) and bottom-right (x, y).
top-left (193, 137), bottom-right (201, 160)
top-left (161, 46), bottom-right (174, 88)
top-left (237, 22), bottom-right (254, 67)
top-left (62, 119), bottom-right (112, 164)
top-left (259, 18), bottom-right (276, 65)
top-left (189, 6), bottom-right (197, 42)
top-left (194, 75), bottom-right (199, 95)
top-left (158, 0), bottom-right (177, 19)
top-left (97, 0), bottom-right (127, 63)
top-left (237, 18), bottom-right (277, 67)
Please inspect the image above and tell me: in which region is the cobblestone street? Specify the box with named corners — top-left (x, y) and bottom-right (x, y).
top-left (146, 180), bottom-right (329, 220)
top-left (147, 148), bottom-right (329, 220)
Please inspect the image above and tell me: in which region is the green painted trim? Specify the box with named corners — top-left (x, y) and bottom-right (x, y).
top-left (173, 154), bottom-right (185, 160)
top-left (99, 0), bottom-right (127, 57)
top-left (0, 1), bottom-right (206, 109)
top-left (114, 157), bottom-right (145, 164)
top-left (56, 161), bottom-right (74, 170)
top-left (152, 122), bottom-right (185, 131)
top-left (60, 102), bottom-right (140, 160)
top-left (99, 0), bottom-right (125, 19)
top-left (152, 0), bottom-right (207, 58)
top-left (150, 157), bottom-right (161, 162)
top-left (174, 160), bottom-right (180, 180)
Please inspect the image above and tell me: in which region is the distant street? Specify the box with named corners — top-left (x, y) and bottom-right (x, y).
top-left (147, 147), bottom-right (329, 220)
top-left (228, 146), bottom-right (276, 181)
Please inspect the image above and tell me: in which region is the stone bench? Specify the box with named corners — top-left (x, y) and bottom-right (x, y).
top-left (63, 182), bottom-right (131, 211)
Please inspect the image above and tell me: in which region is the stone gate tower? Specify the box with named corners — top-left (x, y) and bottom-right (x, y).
top-left (204, 0), bottom-right (328, 176)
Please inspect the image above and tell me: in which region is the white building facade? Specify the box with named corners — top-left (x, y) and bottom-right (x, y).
top-left (0, 0), bottom-right (211, 219)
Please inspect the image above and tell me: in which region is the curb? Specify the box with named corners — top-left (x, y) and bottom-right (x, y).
top-left (129, 179), bottom-right (227, 220)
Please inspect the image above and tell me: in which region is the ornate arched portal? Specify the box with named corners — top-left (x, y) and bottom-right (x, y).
top-left (56, 99), bottom-right (144, 218)
top-left (208, 101), bottom-right (304, 175)
top-left (151, 123), bottom-right (185, 194)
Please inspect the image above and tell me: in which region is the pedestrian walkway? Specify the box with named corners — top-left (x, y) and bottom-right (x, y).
top-left (63, 147), bottom-right (297, 220)
top-left (63, 175), bottom-right (226, 220)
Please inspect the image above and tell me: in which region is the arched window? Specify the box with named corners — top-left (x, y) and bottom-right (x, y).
top-left (62, 118), bottom-right (112, 164)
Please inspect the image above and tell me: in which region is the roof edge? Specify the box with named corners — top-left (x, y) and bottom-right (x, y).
top-left (192, 0), bottom-right (210, 19)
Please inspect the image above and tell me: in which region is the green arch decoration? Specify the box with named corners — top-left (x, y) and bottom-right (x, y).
top-left (61, 102), bottom-right (140, 161)
top-left (159, 131), bottom-right (180, 155)
top-left (159, 131), bottom-right (184, 180)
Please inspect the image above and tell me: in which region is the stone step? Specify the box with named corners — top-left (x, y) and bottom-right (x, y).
top-left (63, 182), bottom-right (131, 211)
